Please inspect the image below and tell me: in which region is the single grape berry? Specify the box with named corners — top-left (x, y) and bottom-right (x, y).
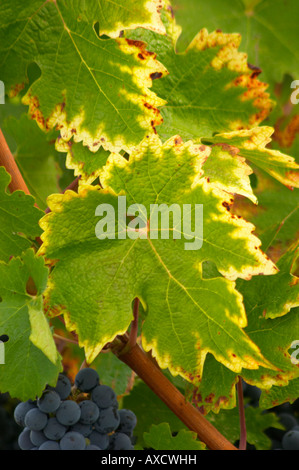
top-left (18, 428), bottom-right (35, 450)
top-left (75, 368), bottom-right (99, 392)
top-left (30, 430), bottom-right (48, 447)
top-left (91, 385), bottom-right (118, 409)
top-left (37, 390), bottom-right (61, 414)
top-left (89, 430), bottom-right (109, 450)
top-left (24, 408), bottom-right (48, 432)
top-left (117, 409), bottom-right (137, 434)
top-left (79, 400), bottom-right (100, 424)
top-left (282, 430), bottom-right (299, 450)
top-left (60, 431), bottom-right (86, 450)
top-left (49, 373), bottom-right (72, 400)
top-left (56, 400), bottom-right (81, 426)
top-left (39, 440), bottom-right (61, 450)
top-left (43, 417), bottom-right (67, 441)
top-left (111, 432), bottom-right (134, 450)
top-left (94, 406), bottom-right (120, 434)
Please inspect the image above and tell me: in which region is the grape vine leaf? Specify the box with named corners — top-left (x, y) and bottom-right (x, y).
top-left (143, 423), bottom-right (206, 450)
top-left (56, 137), bottom-right (111, 185)
top-left (237, 244), bottom-right (299, 320)
top-left (122, 380), bottom-right (188, 447)
top-left (202, 144), bottom-right (258, 204)
top-left (206, 403), bottom-right (284, 450)
top-left (40, 134), bottom-right (278, 382)
top-left (172, 0), bottom-right (299, 87)
top-left (186, 246), bottom-right (299, 413)
top-left (92, 0), bottom-right (166, 38)
top-left (0, 166), bottom-right (43, 263)
top-left (0, 249), bottom-right (62, 400)
top-left (208, 127), bottom-right (299, 190)
top-left (190, 353), bottom-right (237, 414)
top-left (2, 114), bottom-right (61, 209)
top-left (232, 169), bottom-right (299, 262)
top-left (127, 22), bottom-right (273, 142)
top-left (0, 0), bottom-right (167, 155)
top-left (260, 376), bottom-right (299, 409)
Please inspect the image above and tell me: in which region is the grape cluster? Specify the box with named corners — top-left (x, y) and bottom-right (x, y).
top-left (14, 369), bottom-right (137, 450)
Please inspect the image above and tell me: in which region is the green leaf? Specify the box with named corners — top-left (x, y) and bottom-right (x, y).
top-left (2, 114), bottom-right (61, 209)
top-left (260, 376), bottom-right (299, 409)
top-left (202, 144), bottom-right (257, 204)
top-left (209, 127), bottom-right (299, 190)
top-left (0, 166), bottom-right (43, 263)
top-left (207, 404), bottom-right (284, 450)
top-left (143, 423), bottom-right (206, 450)
top-left (172, 0), bottom-right (299, 87)
top-left (127, 23), bottom-right (273, 141)
top-left (56, 138), bottom-right (111, 185)
top-left (238, 245), bottom-right (299, 320)
top-left (232, 169), bottom-right (299, 260)
top-left (0, 249), bottom-right (61, 400)
top-left (190, 354), bottom-right (237, 414)
top-left (93, 351), bottom-right (134, 397)
top-left (40, 134), bottom-right (277, 381)
top-left (240, 306), bottom-right (299, 389)
top-left (190, 247), bottom-right (299, 412)
top-left (0, 0), bottom-right (167, 154)
top-left (91, 0), bottom-right (166, 38)
top-left (122, 380), bottom-right (188, 447)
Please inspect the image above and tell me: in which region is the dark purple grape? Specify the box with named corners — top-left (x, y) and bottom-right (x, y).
top-left (111, 432), bottom-right (134, 450)
top-left (60, 431), bottom-right (86, 450)
top-left (282, 430), bottom-right (299, 450)
top-left (24, 408), bottom-right (48, 432)
top-left (49, 374), bottom-right (72, 400)
top-left (89, 430), bottom-right (109, 449)
top-left (117, 409), bottom-right (137, 433)
top-left (37, 390), bottom-right (61, 413)
top-left (79, 400), bottom-right (99, 424)
top-left (56, 400), bottom-right (81, 426)
top-left (75, 368), bottom-right (99, 392)
top-left (18, 428), bottom-right (35, 450)
top-left (43, 417), bottom-right (67, 440)
top-left (39, 440), bottom-right (61, 450)
top-left (94, 407), bottom-right (120, 434)
top-left (30, 430), bottom-right (48, 447)
top-left (91, 385), bottom-right (118, 409)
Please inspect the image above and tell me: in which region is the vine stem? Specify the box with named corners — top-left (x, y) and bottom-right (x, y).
top-left (0, 128), bottom-right (31, 195)
top-left (114, 340), bottom-right (238, 451)
top-left (237, 377), bottom-right (247, 450)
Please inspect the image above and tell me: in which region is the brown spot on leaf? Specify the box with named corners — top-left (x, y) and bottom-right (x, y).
top-left (248, 63), bottom-right (262, 78)
top-left (9, 82), bottom-right (25, 98)
top-left (174, 137), bottom-right (183, 145)
top-left (26, 276), bottom-right (37, 296)
top-left (212, 142), bottom-right (240, 157)
top-left (222, 201), bottom-right (231, 211)
top-left (125, 38), bottom-right (144, 49)
top-left (150, 72), bottom-right (163, 80)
